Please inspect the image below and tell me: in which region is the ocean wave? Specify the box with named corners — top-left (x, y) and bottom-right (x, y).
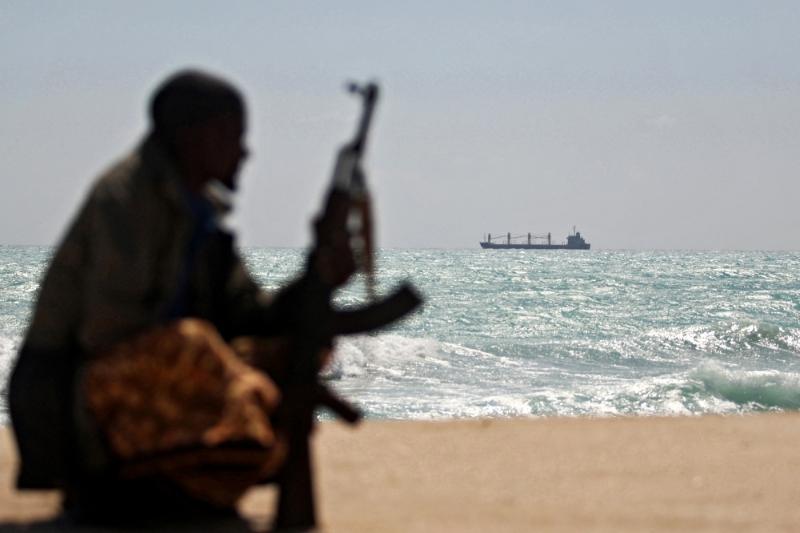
top-left (527, 363), bottom-right (800, 417)
top-left (646, 321), bottom-right (800, 358)
top-left (323, 334), bottom-right (448, 379)
top-left (0, 335), bottom-right (20, 386)
top-left (687, 362), bottom-right (800, 410)
top-left (0, 335), bottom-right (20, 426)
top-left (527, 376), bottom-right (695, 417)
top-left (325, 334), bottom-right (800, 419)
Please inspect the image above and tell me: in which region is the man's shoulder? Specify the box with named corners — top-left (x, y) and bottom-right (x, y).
top-left (89, 149), bottom-right (144, 201)
top-left (88, 140), bottom-right (170, 207)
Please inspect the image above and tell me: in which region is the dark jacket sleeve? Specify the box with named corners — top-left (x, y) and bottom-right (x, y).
top-left (9, 341), bottom-right (83, 489)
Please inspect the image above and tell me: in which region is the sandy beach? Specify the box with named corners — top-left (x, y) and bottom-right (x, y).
top-left (2, 413), bottom-right (800, 531)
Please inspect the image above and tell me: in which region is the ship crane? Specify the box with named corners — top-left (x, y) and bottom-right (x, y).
top-left (486, 233), bottom-right (550, 244)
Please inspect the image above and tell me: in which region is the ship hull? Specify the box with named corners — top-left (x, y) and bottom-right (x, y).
top-left (479, 242), bottom-right (590, 250)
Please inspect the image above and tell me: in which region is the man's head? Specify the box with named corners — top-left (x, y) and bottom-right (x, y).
top-left (150, 70), bottom-right (248, 190)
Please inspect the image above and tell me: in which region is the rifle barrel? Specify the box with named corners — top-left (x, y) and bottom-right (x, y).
top-left (351, 83), bottom-right (378, 153)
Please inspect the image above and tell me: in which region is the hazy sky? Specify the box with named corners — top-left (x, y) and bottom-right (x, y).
top-left (2, 1), bottom-right (800, 249)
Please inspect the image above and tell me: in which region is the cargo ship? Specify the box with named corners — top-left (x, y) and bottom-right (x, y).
top-left (480, 228), bottom-right (590, 250)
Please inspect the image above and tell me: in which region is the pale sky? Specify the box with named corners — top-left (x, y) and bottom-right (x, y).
top-left (2, 1), bottom-right (800, 250)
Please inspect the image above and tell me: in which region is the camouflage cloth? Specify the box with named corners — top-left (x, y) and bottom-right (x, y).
top-left (84, 318), bottom-right (286, 508)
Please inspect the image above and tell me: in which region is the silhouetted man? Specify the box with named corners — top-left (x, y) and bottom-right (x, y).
top-left (9, 70), bottom-right (354, 523)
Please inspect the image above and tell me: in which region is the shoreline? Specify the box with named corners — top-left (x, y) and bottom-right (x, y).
top-left (3, 413), bottom-right (800, 531)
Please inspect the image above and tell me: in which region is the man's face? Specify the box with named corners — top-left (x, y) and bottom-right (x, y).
top-left (201, 113), bottom-right (248, 190)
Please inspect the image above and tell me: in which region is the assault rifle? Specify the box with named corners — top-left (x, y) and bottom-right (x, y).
top-left (269, 82), bottom-right (423, 530)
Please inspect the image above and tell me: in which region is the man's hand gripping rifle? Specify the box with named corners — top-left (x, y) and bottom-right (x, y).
top-left (268, 82), bottom-right (423, 530)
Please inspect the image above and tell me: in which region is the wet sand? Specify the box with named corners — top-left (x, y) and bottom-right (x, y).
top-left (3, 413), bottom-right (800, 531)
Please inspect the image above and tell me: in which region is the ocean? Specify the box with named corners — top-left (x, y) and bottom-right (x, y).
top-left (2, 246), bottom-right (800, 424)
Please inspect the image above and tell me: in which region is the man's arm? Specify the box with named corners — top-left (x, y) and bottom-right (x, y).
top-left (192, 230), bottom-right (291, 341)
top-left (77, 170), bottom-right (177, 352)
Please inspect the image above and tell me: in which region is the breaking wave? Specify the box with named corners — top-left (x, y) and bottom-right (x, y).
top-left (688, 362), bottom-right (800, 410)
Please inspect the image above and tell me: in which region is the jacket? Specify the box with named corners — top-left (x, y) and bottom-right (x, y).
top-left (10, 133), bottom-right (285, 489)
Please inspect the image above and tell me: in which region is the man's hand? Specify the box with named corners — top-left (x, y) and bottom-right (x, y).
top-left (313, 191), bottom-right (357, 287)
